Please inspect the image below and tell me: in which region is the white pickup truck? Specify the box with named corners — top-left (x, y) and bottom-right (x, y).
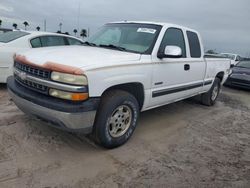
top-left (7, 21), bottom-right (231, 148)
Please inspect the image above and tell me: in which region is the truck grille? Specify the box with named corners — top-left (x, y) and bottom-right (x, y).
top-left (15, 75), bottom-right (48, 94)
top-left (15, 61), bottom-right (50, 79)
top-left (14, 61), bottom-right (49, 94)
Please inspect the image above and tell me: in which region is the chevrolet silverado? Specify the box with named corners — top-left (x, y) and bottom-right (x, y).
top-left (7, 21), bottom-right (231, 148)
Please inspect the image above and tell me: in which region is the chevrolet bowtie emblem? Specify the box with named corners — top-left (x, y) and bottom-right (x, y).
top-left (19, 72), bottom-right (27, 80)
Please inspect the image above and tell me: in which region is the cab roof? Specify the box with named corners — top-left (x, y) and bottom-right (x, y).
top-left (109, 21), bottom-right (196, 33)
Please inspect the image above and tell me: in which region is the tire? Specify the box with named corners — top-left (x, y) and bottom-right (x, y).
top-left (201, 78), bottom-right (221, 106)
top-left (93, 90), bottom-right (139, 149)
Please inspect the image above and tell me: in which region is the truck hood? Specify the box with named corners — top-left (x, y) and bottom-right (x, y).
top-left (17, 46), bottom-right (141, 71)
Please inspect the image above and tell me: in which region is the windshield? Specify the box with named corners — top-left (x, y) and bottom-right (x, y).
top-left (87, 23), bottom-right (162, 54)
top-left (236, 60), bottom-right (250, 69)
top-left (0, 31), bottom-right (29, 43)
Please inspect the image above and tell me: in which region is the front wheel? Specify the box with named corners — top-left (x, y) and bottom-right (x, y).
top-left (93, 90), bottom-right (139, 149)
top-left (201, 78), bottom-right (221, 106)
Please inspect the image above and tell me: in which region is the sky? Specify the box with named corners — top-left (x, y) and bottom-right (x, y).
top-left (0, 0), bottom-right (250, 57)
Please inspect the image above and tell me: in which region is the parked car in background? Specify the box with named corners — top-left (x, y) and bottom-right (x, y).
top-left (0, 28), bottom-right (13, 34)
top-left (0, 31), bottom-right (83, 83)
top-left (224, 60), bottom-right (250, 89)
top-left (7, 21), bottom-right (231, 148)
top-left (221, 53), bottom-right (241, 65)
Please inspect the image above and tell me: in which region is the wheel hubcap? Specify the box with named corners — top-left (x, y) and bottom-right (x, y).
top-left (211, 85), bottom-right (219, 101)
top-left (108, 105), bottom-right (132, 138)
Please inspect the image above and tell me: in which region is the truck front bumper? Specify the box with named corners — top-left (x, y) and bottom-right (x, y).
top-left (7, 76), bottom-right (100, 134)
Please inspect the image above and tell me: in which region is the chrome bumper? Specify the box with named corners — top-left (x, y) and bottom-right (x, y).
top-left (8, 89), bottom-right (96, 133)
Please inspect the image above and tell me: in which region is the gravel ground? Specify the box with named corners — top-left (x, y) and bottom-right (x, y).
top-left (0, 84), bottom-right (249, 188)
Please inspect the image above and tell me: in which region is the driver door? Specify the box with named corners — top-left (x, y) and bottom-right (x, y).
top-left (150, 28), bottom-right (205, 107)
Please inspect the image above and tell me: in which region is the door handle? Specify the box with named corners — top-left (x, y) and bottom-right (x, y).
top-left (184, 64), bottom-right (190, 71)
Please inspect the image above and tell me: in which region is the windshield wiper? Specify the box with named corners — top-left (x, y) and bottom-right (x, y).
top-left (83, 41), bottom-right (97, 46)
top-left (99, 44), bottom-right (127, 51)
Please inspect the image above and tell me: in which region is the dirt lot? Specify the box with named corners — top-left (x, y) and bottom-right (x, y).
top-left (0, 84), bottom-right (250, 188)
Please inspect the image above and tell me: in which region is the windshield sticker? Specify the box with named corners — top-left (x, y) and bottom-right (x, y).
top-left (137, 28), bottom-right (156, 34)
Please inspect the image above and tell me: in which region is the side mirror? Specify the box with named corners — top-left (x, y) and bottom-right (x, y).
top-left (157, 45), bottom-right (182, 59)
top-left (230, 64), bottom-right (235, 68)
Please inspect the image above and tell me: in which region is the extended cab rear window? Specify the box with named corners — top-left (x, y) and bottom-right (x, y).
top-left (187, 31), bottom-right (201, 58)
top-left (0, 31), bottom-right (30, 43)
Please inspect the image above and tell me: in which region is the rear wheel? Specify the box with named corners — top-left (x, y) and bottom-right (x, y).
top-left (201, 78), bottom-right (221, 106)
top-left (93, 90), bottom-right (139, 149)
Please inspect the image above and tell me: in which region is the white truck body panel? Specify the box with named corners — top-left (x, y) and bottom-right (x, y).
top-left (18, 46), bottom-right (141, 70)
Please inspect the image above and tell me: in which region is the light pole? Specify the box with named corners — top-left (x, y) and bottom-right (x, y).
top-left (59, 23), bottom-right (62, 32)
top-left (44, 19), bottom-right (47, 31)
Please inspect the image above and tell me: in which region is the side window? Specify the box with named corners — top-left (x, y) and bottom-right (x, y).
top-left (159, 28), bottom-right (186, 58)
top-left (187, 31), bottom-right (201, 58)
top-left (30, 37), bottom-right (42, 48)
top-left (67, 37), bottom-right (83, 45)
top-left (40, 36), bottom-right (66, 47)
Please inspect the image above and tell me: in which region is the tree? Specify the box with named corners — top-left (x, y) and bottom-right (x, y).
top-left (0, 20), bottom-right (2, 28)
top-left (206, 49), bottom-right (218, 54)
top-left (13, 23), bottom-right (18, 29)
top-left (23, 21), bottom-right (29, 30)
top-left (246, 52), bottom-right (250, 58)
top-left (73, 29), bottom-right (78, 36)
top-left (80, 29), bottom-right (87, 38)
top-left (56, 31), bottom-right (69, 35)
top-left (36, 26), bottom-right (40, 31)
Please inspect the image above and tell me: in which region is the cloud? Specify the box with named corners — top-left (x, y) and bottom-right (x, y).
top-left (0, 4), bottom-right (13, 12)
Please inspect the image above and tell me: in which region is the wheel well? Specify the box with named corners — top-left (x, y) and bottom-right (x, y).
top-left (216, 72), bottom-right (224, 82)
top-left (103, 83), bottom-right (145, 110)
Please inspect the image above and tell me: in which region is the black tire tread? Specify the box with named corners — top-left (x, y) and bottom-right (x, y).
top-left (201, 78), bottom-right (221, 106)
top-left (93, 89), bottom-right (139, 148)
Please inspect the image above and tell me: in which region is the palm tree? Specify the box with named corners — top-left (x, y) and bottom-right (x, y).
top-left (0, 20), bottom-right (2, 28)
top-left (36, 26), bottom-right (40, 31)
top-left (206, 49), bottom-right (218, 54)
top-left (73, 29), bottom-right (78, 36)
top-left (23, 21), bottom-right (29, 30)
top-left (13, 23), bottom-right (18, 29)
top-left (80, 29), bottom-right (87, 38)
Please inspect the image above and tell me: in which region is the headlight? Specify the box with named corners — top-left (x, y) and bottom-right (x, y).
top-left (49, 89), bottom-right (88, 101)
top-left (51, 72), bottom-right (88, 85)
